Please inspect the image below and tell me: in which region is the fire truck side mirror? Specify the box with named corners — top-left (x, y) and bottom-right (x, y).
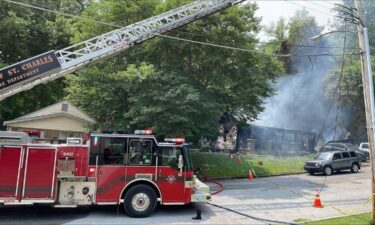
top-left (178, 155), bottom-right (184, 172)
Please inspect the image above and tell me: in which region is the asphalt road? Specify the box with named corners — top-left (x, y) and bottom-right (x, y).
top-left (0, 165), bottom-right (371, 225)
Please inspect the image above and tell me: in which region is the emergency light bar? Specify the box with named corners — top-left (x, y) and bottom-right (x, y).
top-left (134, 130), bottom-right (153, 135)
top-left (164, 138), bottom-right (185, 144)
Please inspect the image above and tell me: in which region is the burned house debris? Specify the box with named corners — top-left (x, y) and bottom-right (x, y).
top-left (236, 125), bottom-right (316, 155)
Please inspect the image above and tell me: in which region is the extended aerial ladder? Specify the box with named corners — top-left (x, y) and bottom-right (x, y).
top-left (0, 0), bottom-right (244, 101)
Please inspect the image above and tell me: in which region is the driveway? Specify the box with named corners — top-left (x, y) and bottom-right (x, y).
top-left (206, 165), bottom-right (371, 224)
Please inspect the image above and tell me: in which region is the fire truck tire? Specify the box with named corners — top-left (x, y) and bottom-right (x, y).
top-left (124, 184), bottom-right (157, 218)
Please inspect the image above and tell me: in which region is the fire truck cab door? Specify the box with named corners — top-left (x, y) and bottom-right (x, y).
top-left (95, 137), bottom-right (128, 203)
top-left (0, 146), bottom-right (23, 199)
top-left (157, 146), bottom-right (186, 203)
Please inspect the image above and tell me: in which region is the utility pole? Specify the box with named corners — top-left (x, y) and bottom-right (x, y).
top-left (353, 0), bottom-right (375, 220)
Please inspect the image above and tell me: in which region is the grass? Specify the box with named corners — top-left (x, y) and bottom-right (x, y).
top-left (190, 152), bottom-right (308, 178)
top-left (294, 218), bottom-right (309, 223)
top-left (304, 212), bottom-right (372, 225)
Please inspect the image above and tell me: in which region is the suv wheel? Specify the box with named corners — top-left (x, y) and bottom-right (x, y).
top-left (324, 166), bottom-right (333, 176)
top-left (308, 171), bottom-right (314, 175)
top-left (351, 163), bottom-right (359, 173)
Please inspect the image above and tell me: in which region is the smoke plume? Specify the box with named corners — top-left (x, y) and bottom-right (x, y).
top-left (255, 36), bottom-right (351, 145)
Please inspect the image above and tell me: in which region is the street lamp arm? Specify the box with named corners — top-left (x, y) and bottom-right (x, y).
top-left (310, 30), bottom-right (357, 41)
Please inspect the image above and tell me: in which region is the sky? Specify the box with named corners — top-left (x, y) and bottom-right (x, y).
top-left (254, 0), bottom-right (342, 39)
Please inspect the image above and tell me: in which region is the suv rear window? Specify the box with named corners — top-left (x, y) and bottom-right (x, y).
top-left (349, 151), bottom-right (356, 157)
top-left (342, 152), bottom-right (350, 158)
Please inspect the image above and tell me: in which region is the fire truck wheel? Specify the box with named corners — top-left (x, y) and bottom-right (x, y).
top-left (124, 184), bottom-right (157, 218)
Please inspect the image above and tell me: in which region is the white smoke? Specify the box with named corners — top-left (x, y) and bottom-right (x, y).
top-left (255, 49), bottom-right (351, 144)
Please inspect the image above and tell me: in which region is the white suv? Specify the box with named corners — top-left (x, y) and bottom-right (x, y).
top-left (359, 142), bottom-right (369, 153)
top-left (359, 142), bottom-right (370, 160)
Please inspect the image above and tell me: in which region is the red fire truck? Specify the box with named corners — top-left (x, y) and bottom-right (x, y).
top-left (0, 130), bottom-right (210, 217)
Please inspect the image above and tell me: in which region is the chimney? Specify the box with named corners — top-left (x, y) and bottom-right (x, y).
top-left (61, 102), bottom-right (69, 112)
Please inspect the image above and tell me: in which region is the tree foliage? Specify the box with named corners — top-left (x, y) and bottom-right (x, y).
top-left (0, 0), bottom-right (83, 128)
top-left (264, 10), bottom-right (326, 74)
top-left (324, 0), bottom-right (375, 142)
top-left (65, 0), bottom-right (284, 140)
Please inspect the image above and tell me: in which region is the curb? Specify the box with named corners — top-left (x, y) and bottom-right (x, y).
top-left (201, 166), bottom-right (370, 180)
top-left (201, 171), bottom-right (307, 180)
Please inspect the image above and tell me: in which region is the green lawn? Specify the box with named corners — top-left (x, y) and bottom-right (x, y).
top-left (190, 152), bottom-right (308, 178)
top-left (304, 213), bottom-right (372, 225)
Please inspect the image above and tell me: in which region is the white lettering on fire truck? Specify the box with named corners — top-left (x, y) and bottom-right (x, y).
top-left (63, 152), bottom-right (74, 157)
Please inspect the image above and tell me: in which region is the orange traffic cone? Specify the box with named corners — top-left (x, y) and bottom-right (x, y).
top-left (313, 190), bottom-right (323, 208)
top-left (248, 170), bottom-right (254, 181)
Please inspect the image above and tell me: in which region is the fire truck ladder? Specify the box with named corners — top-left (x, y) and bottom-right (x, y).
top-left (0, 0), bottom-right (244, 101)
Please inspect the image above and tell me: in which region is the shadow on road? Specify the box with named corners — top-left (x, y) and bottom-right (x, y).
top-left (0, 203), bottom-right (214, 225)
top-left (0, 206), bottom-right (89, 225)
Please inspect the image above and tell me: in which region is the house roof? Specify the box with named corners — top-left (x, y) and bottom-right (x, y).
top-left (4, 101), bottom-right (95, 126)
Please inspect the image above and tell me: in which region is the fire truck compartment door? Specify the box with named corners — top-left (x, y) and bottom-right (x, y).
top-left (22, 147), bottom-right (57, 199)
top-left (0, 146), bottom-right (23, 198)
top-left (58, 182), bottom-right (96, 205)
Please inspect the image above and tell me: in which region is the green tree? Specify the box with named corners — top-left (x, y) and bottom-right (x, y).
top-left (264, 9), bottom-right (326, 73)
top-left (65, 0), bottom-right (284, 140)
top-left (265, 17), bottom-right (288, 43)
top-left (0, 0), bottom-right (83, 129)
top-left (323, 0), bottom-right (375, 142)
top-left (323, 56), bottom-right (366, 141)
top-left (263, 17), bottom-right (291, 73)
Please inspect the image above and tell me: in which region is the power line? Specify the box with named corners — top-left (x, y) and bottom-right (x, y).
top-left (2, 0), bottom-right (121, 28)
top-left (1, 0), bottom-right (289, 57)
top-left (283, 0), bottom-right (344, 20)
top-left (259, 40), bottom-right (359, 50)
top-left (283, 0), bottom-right (334, 16)
top-left (302, 0), bottom-right (334, 11)
top-left (1, 0), bottom-right (361, 59)
top-left (160, 34), bottom-right (359, 57)
top-left (157, 34), bottom-right (293, 57)
top-left (318, 22), bottom-right (349, 195)
top-left (4, 0), bottom-right (360, 52)
top-left (171, 30), bottom-right (359, 50)
top-left (315, 1), bottom-right (342, 8)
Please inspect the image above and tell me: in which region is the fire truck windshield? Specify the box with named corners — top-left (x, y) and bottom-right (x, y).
top-left (159, 144), bottom-right (192, 171)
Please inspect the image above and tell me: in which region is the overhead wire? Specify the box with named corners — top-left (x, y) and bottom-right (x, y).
top-left (1, 0), bottom-right (121, 28)
top-left (317, 1), bottom-right (342, 8)
top-left (318, 22), bottom-right (349, 195)
top-left (332, 22), bottom-right (348, 145)
top-left (302, 0), bottom-right (334, 11)
top-left (259, 40), bottom-right (359, 50)
top-left (282, 0), bottom-right (356, 23)
top-left (172, 30), bottom-right (359, 50)
top-left (157, 33), bottom-right (293, 57)
top-left (160, 34), bottom-right (359, 57)
top-left (1, 0), bottom-right (361, 59)
top-left (283, 0), bottom-right (340, 18)
top-left (7, 0), bottom-right (366, 217)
